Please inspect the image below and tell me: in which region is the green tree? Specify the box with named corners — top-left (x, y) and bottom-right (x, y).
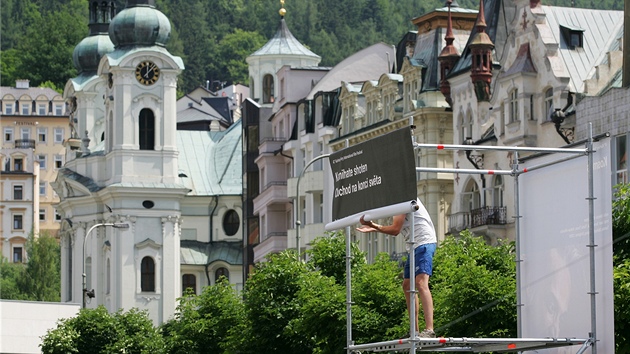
top-left (20, 232), bottom-right (61, 302)
top-left (0, 232), bottom-right (61, 301)
top-left (162, 280), bottom-right (246, 354)
top-left (352, 252), bottom-right (408, 344)
top-left (0, 257), bottom-right (27, 300)
top-left (15, 8), bottom-right (85, 88)
top-left (41, 306), bottom-right (164, 354)
top-left (613, 183), bottom-right (630, 352)
top-left (218, 29), bottom-right (267, 86)
top-left (240, 251), bottom-right (314, 353)
top-left (431, 231), bottom-right (517, 337)
top-left (306, 231), bottom-right (365, 284)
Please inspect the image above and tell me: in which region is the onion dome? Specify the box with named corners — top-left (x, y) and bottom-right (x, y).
top-left (109, 0), bottom-right (171, 48)
top-left (73, 36), bottom-right (115, 74)
top-left (72, 1), bottom-right (116, 74)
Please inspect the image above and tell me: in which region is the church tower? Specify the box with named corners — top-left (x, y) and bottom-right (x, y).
top-left (245, 0), bottom-right (321, 105)
top-left (64, 1), bottom-right (116, 152)
top-left (55, 0), bottom-right (186, 324)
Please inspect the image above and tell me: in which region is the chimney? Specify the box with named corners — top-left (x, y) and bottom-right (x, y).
top-left (624, 0), bottom-right (630, 87)
top-left (15, 79), bottom-right (30, 89)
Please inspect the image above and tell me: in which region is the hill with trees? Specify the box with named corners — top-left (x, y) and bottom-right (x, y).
top-left (0, 0), bottom-right (623, 93)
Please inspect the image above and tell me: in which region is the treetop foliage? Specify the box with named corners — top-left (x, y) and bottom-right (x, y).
top-left (1, 0), bottom-right (621, 92)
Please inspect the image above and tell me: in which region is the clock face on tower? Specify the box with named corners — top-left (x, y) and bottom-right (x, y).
top-left (135, 61), bottom-right (160, 85)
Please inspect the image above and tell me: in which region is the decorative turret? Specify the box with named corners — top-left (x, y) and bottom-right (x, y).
top-left (72, 1), bottom-right (116, 74)
top-left (438, 0), bottom-right (460, 107)
top-left (246, 0), bottom-right (320, 104)
top-left (108, 0), bottom-right (171, 48)
top-left (469, 0), bottom-right (494, 102)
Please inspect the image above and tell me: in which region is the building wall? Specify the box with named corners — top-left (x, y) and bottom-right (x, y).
top-left (1, 82), bottom-right (70, 243)
top-left (577, 86), bottom-right (630, 185)
top-left (0, 300), bottom-right (80, 354)
top-left (0, 150), bottom-right (36, 263)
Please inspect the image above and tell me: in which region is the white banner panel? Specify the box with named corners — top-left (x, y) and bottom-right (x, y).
top-left (520, 139), bottom-right (614, 353)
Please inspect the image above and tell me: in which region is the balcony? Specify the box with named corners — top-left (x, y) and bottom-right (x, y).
top-left (253, 181), bottom-right (288, 214)
top-left (14, 139), bottom-right (35, 149)
top-left (448, 206), bottom-right (507, 233)
top-left (253, 232), bottom-right (287, 262)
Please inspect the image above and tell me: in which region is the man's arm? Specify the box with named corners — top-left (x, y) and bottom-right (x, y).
top-left (356, 214), bottom-right (405, 236)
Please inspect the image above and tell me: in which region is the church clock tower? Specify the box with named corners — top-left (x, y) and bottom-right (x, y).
top-left (55, 0), bottom-right (187, 324)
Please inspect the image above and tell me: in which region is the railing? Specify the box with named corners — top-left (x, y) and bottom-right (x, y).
top-left (471, 206), bottom-right (507, 228)
top-left (14, 139), bottom-right (35, 149)
top-left (261, 232), bottom-right (287, 242)
top-left (448, 206), bottom-right (507, 232)
top-left (262, 181), bottom-right (287, 191)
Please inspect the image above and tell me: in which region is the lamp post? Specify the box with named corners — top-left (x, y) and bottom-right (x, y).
top-left (295, 154), bottom-right (330, 258)
top-left (82, 222), bottom-right (129, 308)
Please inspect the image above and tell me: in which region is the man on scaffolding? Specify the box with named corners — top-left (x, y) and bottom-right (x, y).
top-left (356, 198), bottom-right (437, 338)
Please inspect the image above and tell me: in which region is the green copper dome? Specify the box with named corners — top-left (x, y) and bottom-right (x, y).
top-left (73, 35), bottom-right (115, 73)
top-left (109, 1), bottom-right (171, 48)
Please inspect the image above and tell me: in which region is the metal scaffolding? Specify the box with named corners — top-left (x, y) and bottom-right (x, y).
top-left (337, 124), bottom-right (602, 354)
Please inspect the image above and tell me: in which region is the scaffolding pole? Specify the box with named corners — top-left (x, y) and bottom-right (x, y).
top-left (587, 123), bottom-right (598, 354)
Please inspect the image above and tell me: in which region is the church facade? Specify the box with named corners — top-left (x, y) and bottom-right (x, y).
top-left (54, 0), bottom-right (243, 324)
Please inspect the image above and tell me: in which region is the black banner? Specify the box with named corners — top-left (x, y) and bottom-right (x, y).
top-left (329, 127), bottom-right (417, 221)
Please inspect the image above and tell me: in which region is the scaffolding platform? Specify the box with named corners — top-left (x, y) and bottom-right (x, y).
top-left (348, 336), bottom-right (590, 353)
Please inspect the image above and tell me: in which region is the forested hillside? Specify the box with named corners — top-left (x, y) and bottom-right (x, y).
top-left (0, 0), bottom-right (623, 93)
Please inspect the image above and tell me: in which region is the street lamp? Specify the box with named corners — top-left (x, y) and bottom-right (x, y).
top-left (82, 222), bottom-right (129, 308)
top-left (296, 154), bottom-right (330, 258)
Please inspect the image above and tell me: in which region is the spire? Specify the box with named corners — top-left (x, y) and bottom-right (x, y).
top-left (469, 0), bottom-right (494, 102)
top-left (279, 0), bottom-right (286, 18)
top-left (438, 0), bottom-right (460, 107)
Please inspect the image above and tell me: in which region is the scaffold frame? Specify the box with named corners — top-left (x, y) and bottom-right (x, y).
top-left (333, 124), bottom-right (604, 354)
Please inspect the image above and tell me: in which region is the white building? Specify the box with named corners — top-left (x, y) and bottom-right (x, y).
top-left (446, 0), bottom-right (623, 242)
top-left (54, 0), bottom-right (243, 324)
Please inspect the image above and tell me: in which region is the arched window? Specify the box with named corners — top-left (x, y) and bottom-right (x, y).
top-left (223, 210), bottom-right (240, 236)
top-left (140, 256), bottom-right (155, 292)
top-left (182, 274), bottom-right (196, 294)
top-left (215, 267), bottom-right (229, 282)
top-left (263, 74), bottom-right (274, 104)
top-left (139, 108), bottom-right (155, 150)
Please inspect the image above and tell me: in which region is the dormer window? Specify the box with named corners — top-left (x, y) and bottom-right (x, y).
top-left (560, 25), bottom-right (584, 49)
